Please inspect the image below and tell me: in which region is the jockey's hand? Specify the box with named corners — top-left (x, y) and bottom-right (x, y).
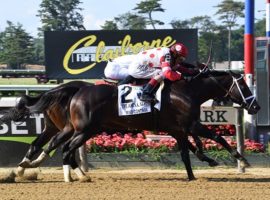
top-left (200, 66), bottom-right (210, 74)
top-left (196, 62), bottom-right (208, 70)
top-left (183, 75), bottom-right (193, 82)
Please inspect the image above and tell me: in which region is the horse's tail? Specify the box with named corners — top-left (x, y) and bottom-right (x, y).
top-left (0, 82), bottom-right (92, 124)
top-left (0, 94), bottom-right (37, 124)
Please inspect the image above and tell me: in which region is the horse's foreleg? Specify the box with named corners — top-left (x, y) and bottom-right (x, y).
top-left (187, 139), bottom-right (219, 167)
top-left (195, 122), bottom-right (250, 167)
top-left (189, 122), bottom-right (219, 167)
top-left (177, 136), bottom-right (195, 181)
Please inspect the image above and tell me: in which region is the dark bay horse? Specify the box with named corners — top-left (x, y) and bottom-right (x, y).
top-left (0, 71), bottom-right (260, 181)
top-left (0, 81), bottom-right (92, 177)
top-left (56, 70), bottom-right (260, 181)
top-left (0, 80), bottom-right (216, 180)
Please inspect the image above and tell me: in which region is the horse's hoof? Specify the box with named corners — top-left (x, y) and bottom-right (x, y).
top-left (240, 160), bottom-right (251, 168)
top-left (188, 176), bottom-right (196, 181)
top-left (209, 160), bottom-right (219, 167)
top-left (16, 166), bottom-right (25, 177)
top-left (0, 170), bottom-right (16, 183)
top-left (79, 176), bottom-right (92, 183)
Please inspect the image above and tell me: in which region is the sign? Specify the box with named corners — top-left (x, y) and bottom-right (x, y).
top-left (45, 29), bottom-right (198, 79)
top-left (0, 114), bottom-right (44, 137)
top-left (200, 106), bottom-right (237, 125)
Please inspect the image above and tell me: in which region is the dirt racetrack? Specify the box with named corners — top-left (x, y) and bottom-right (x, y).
top-left (0, 167), bottom-right (270, 200)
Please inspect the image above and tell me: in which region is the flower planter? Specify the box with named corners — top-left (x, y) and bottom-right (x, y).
top-left (86, 152), bottom-right (270, 168)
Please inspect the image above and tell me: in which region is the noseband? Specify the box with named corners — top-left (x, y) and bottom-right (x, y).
top-left (224, 75), bottom-right (256, 110)
top-left (209, 73), bottom-right (256, 110)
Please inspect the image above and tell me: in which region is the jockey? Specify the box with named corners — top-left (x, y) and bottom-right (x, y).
top-left (104, 43), bottom-right (198, 101)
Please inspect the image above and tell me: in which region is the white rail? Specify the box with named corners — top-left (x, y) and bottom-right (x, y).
top-left (0, 85), bottom-right (57, 95)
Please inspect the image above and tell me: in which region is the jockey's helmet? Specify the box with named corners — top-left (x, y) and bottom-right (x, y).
top-left (170, 43), bottom-right (188, 58)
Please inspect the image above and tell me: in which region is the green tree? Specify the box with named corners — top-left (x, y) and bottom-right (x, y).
top-left (0, 21), bottom-right (34, 69)
top-left (33, 38), bottom-right (44, 65)
top-left (101, 20), bottom-right (118, 30)
top-left (214, 0), bottom-right (244, 68)
top-left (255, 18), bottom-right (266, 37)
top-left (170, 19), bottom-right (191, 29)
top-left (114, 12), bottom-right (147, 30)
top-left (133, 0), bottom-right (165, 29)
top-left (101, 12), bottom-right (147, 30)
top-left (190, 16), bottom-right (217, 34)
top-left (37, 0), bottom-right (85, 33)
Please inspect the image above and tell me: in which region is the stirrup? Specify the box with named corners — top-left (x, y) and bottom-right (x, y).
top-left (139, 93), bottom-right (157, 103)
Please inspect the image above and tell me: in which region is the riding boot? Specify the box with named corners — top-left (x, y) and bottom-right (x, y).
top-left (139, 79), bottom-right (158, 102)
top-left (118, 75), bottom-right (135, 86)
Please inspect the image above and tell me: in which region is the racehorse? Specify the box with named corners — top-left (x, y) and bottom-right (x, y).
top-left (0, 80), bottom-right (217, 180)
top-left (0, 70), bottom-right (260, 181)
top-left (51, 70), bottom-right (260, 181)
top-left (0, 81), bottom-right (92, 178)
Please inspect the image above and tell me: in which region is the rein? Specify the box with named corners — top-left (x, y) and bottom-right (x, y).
top-left (224, 75), bottom-right (256, 110)
top-left (209, 73), bottom-right (256, 110)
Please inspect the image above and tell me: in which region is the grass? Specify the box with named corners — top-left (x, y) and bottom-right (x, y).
top-left (0, 78), bottom-right (38, 85)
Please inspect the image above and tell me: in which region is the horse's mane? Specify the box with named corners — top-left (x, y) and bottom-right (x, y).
top-left (208, 69), bottom-right (242, 77)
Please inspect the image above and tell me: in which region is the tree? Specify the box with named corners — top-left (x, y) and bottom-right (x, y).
top-left (170, 19), bottom-right (191, 29)
top-left (114, 12), bottom-right (147, 30)
top-left (33, 38), bottom-right (45, 65)
top-left (37, 0), bottom-right (85, 33)
top-left (101, 12), bottom-right (147, 30)
top-left (190, 16), bottom-right (217, 34)
top-left (255, 18), bottom-right (266, 37)
top-left (101, 20), bottom-right (118, 30)
top-left (0, 21), bottom-right (34, 69)
top-left (214, 0), bottom-right (244, 68)
top-left (133, 0), bottom-right (165, 29)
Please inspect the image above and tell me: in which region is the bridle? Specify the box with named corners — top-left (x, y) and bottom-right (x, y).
top-left (223, 74), bottom-right (256, 110)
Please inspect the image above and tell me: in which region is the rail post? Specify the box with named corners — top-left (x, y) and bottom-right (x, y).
top-left (236, 107), bottom-right (245, 173)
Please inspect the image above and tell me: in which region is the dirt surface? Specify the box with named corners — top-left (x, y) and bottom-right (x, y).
top-left (0, 167), bottom-right (270, 200)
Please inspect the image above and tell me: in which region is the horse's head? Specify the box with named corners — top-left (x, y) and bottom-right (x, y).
top-left (223, 71), bottom-right (260, 114)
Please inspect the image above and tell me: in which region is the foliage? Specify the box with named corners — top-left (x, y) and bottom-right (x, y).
top-left (32, 38), bottom-right (45, 65)
top-left (0, 21), bottom-right (34, 69)
top-left (133, 0), bottom-right (165, 29)
top-left (102, 12), bottom-right (147, 30)
top-left (37, 0), bottom-right (85, 34)
top-left (114, 12), bottom-right (147, 30)
top-left (255, 18), bottom-right (266, 37)
top-left (214, 0), bottom-right (244, 29)
top-left (101, 21), bottom-right (119, 30)
top-left (214, 0), bottom-right (245, 68)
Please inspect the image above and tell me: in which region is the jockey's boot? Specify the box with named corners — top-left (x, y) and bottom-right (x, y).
top-left (139, 79), bottom-right (158, 102)
top-left (118, 75), bottom-right (135, 86)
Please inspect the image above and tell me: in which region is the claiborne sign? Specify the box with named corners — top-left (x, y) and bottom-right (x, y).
top-left (45, 29), bottom-right (198, 79)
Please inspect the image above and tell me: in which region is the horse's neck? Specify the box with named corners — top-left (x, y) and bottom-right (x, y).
top-left (181, 74), bottom-right (231, 105)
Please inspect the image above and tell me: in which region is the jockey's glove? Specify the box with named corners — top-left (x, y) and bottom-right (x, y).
top-left (183, 75), bottom-right (193, 82)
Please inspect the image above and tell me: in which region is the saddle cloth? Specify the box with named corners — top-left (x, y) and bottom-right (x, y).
top-left (118, 82), bottom-right (163, 116)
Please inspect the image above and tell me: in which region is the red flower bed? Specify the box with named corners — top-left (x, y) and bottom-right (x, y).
top-left (86, 131), bottom-right (265, 153)
top-left (86, 132), bottom-right (177, 153)
top-left (206, 124), bottom-right (236, 136)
